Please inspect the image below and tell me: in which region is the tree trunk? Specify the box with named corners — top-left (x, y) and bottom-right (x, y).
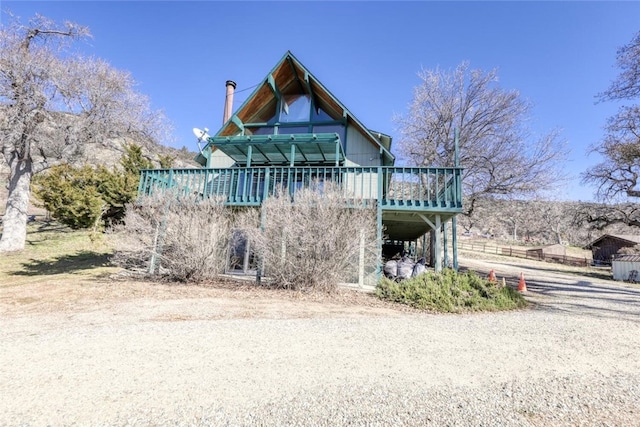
top-left (0, 160), bottom-right (32, 252)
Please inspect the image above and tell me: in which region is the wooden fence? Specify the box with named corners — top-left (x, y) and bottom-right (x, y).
top-left (459, 242), bottom-right (590, 267)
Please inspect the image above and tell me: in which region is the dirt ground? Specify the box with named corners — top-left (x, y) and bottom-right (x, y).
top-left (0, 270), bottom-right (414, 320)
top-left (2, 252), bottom-right (640, 425)
top-left (0, 250), bottom-right (635, 321)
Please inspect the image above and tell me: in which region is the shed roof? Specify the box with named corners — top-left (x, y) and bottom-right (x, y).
top-left (584, 234), bottom-right (640, 249)
top-left (612, 255), bottom-right (640, 263)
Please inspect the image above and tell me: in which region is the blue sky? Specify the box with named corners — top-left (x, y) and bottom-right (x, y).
top-left (2, 1), bottom-right (639, 201)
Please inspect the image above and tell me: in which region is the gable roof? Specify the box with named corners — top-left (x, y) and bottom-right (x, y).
top-left (585, 234), bottom-right (640, 249)
top-left (196, 51), bottom-right (394, 166)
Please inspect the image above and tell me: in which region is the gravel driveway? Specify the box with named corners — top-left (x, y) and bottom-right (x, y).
top-left (2, 256), bottom-right (640, 426)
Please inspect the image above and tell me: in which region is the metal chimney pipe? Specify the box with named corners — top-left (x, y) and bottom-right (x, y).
top-left (223, 80), bottom-right (236, 125)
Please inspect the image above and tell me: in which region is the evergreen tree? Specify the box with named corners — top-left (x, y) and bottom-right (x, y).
top-left (33, 144), bottom-right (156, 229)
top-left (33, 165), bottom-right (105, 229)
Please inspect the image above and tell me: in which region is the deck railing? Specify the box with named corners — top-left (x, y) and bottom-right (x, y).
top-left (138, 166), bottom-right (463, 211)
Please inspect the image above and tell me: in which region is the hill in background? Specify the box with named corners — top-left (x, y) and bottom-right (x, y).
top-left (0, 138), bottom-right (199, 217)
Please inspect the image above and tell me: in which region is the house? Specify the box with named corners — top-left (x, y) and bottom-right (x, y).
top-left (138, 51), bottom-right (463, 283)
top-left (585, 234), bottom-right (640, 265)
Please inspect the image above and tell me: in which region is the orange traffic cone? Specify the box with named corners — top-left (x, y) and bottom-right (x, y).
top-left (517, 272), bottom-right (527, 292)
top-left (488, 269), bottom-right (497, 283)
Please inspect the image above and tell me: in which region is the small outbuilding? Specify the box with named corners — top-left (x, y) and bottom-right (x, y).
top-left (612, 255), bottom-right (640, 282)
top-left (585, 234), bottom-right (640, 265)
top-left (524, 244), bottom-right (567, 261)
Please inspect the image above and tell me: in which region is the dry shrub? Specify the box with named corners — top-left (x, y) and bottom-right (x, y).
top-left (112, 191), bottom-right (231, 282)
top-left (239, 183), bottom-right (379, 292)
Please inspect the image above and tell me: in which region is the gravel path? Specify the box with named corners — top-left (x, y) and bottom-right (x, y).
top-left (2, 256), bottom-right (640, 426)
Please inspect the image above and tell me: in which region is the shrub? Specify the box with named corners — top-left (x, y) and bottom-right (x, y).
top-left (33, 144), bottom-right (153, 229)
top-left (111, 191), bottom-right (231, 282)
top-left (32, 164), bottom-right (106, 229)
top-left (376, 269), bottom-right (527, 312)
top-left (238, 183), bottom-right (379, 292)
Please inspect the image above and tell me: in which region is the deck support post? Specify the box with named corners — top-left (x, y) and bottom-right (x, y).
top-left (256, 168), bottom-right (270, 285)
top-left (417, 213), bottom-right (439, 269)
top-left (434, 214), bottom-right (442, 272)
top-left (452, 217), bottom-right (459, 271)
top-left (443, 221), bottom-right (449, 268)
top-left (376, 166), bottom-right (383, 281)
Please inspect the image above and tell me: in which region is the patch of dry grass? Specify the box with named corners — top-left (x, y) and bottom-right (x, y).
top-left (0, 221), bottom-right (118, 286)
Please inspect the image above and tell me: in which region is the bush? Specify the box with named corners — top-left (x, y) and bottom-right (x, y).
top-left (111, 191), bottom-right (231, 282)
top-left (32, 164), bottom-right (106, 229)
top-left (376, 269), bottom-right (527, 312)
top-left (33, 144), bottom-right (154, 229)
top-left (238, 183), bottom-right (379, 292)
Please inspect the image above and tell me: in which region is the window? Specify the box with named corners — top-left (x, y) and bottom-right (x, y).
top-left (280, 95), bottom-right (311, 123)
top-left (313, 124), bottom-right (346, 147)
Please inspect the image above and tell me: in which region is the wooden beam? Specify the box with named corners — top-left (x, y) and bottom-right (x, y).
top-left (231, 115), bottom-right (245, 135)
top-left (417, 213), bottom-right (436, 229)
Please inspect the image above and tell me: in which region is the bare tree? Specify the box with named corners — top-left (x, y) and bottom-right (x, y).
top-left (395, 62), bottom-right (568, 217)
top-left (582, 31), bottom-right (640, 205)
top-left (0, 14), bottom-right (169, 251)
top-left (574, 202), bottom-right (640, 230)
top-left (496, 200), bottom-right (531, 242)
top-left (460, 197), bottom-right (604, 247)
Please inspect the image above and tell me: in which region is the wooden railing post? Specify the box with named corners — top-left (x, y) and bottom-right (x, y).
top-left (137, 170), bottom-right (146, 196)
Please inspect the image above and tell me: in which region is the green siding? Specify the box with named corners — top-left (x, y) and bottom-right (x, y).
top-left (207, 149), bottom-right (236, 168)
top-left (344, 125), bottom-right (383, 167)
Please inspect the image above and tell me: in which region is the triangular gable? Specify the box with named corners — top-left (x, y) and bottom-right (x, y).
top-left (197, 51), bottom-right (394, 166)
top-left (584, 234), bottom-right (640, 249)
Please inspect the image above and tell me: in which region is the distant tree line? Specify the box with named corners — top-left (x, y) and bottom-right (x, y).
top-left (456, 197), bottom-right (638, 247)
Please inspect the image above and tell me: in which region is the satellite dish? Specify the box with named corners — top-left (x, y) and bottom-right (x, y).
top-left (192, 127), bottom-right (211, 155)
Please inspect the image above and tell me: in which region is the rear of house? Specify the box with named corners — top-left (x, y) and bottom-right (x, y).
top-left (139, 52), bottom-right (464, 284)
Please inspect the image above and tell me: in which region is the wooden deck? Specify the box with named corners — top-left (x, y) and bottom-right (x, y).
top-left (138, 166), bottom-right (463, 213)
